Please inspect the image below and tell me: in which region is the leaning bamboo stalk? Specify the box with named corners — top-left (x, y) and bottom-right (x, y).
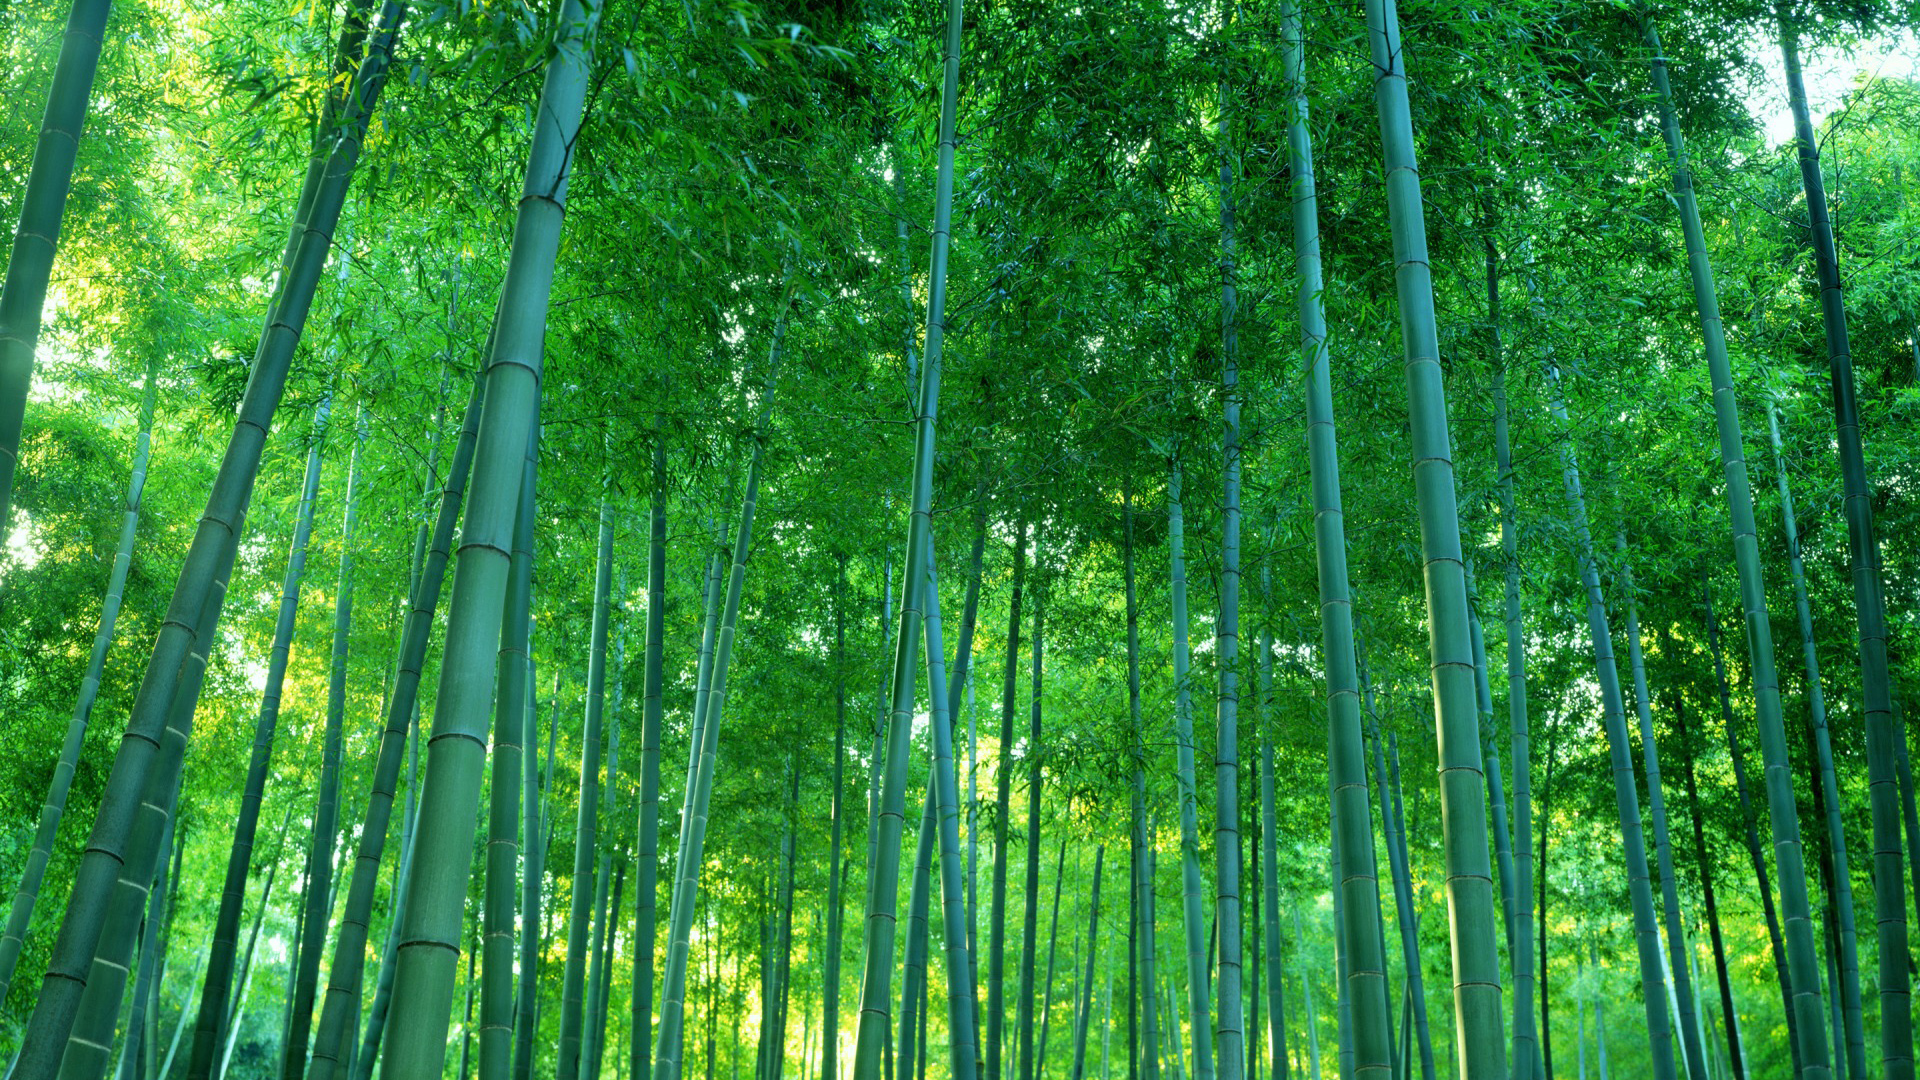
top-left (186, 393), bottom-right (330, 1080)
top-left (0, 358), bottom-right (155, 1002)
top-left (375, 0), bottom-right (595, 1067)
top-left (1641, 17), bottom-right (1834, 1075)
top-left (307, 371), bottom-right (486, 1080)
top-left (1285, 4), bottom-right (1392, 1071)
top-left (656, 310), bottom-right (788, 1080)
top-left (13, 5), bottom-right (401, 1065)
top-left (851, 0), bottom-right (967, 1063)
top-left (0, 0), bottom-right (116, 539)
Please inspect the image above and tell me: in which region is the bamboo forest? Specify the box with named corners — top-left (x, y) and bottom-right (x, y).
top-left (4, 0), bottom-right (1920, 1071)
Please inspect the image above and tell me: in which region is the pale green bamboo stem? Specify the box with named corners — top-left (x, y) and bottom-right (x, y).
top-left (375, 0), bottom-right (595, 1068)
top-left (0, 359), bottom-right (153, 1003)
top-left (1544, 364), bottom-right (1675, 1080)
top-left (480, 403), bottom-right (537, 1080)
top-left (1764, 400), bottom-right (1865, 1077)
top-left (1361, 0), bottom-right (1503, 1067)
top-left (1641, 18), bottom-right (1834, 1075)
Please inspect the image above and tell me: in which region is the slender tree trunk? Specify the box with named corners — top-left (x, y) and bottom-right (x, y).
top-left (845, 0), bottom-right (965, 1068)
top-left (1018, 595), bottom-right (1047, 1080)
top-left (825, 554), bottom-right (852, 1080)
top-left (1283, 10), bottom-right (1391, 1071)
top-left (1214, 25), bottom-right (1247, 1078)
top-left (1361, 0), bottom-right (1502, 1069)
top-left (1641, 18), bottom-right (1834, 1076)
top-left (1485, 249), bottom-right (1539, 1080)
top-left (656, 299), bottom-right (787, 1080)
top-left (0, 357), bottom-right (154, 1002)
top-left (1764, 399), bottom-right (1866, 1076)
top-left (902, 795), bottom-right (935, 1080)
top-left (917, 534), bottom-right (983, 1080)
top-left (1544, 363), bottom-right (1676, 1080)
top-left (1071, 848), bottom-right (1107, 1080)
top-left (1039, 841), bottom-right (1068, 1080)
top-left (516, 614), bottom-right (548, 1080)
top-left (1704, 585), bottom-right (1801, 1076)
top-left (1125, 487), bottom-right (1162, 1080)
top-left (634, 432), bottom-right (670, 1080)
top-left (281, 412), bottom-right (367, 1080)
top-left (1465, 560), bottom-right (1517, 975)
top-left (310, 378), bottom-right (490, 1080)
top-left (13, 6), bottom-right (401, 1065)
top-left (559, 493), bottom-right (618, 1080)
top-left (587, 651), bottom-right (627, 1080)
top-left (376, 0), bottom-right (594, 1068)
top-left (597, 863), bottom-right (627, 1080)
top-left (116, 815), bottom-right (175, 1080)
top-left (1539, 720), bottom-right (1555, 1080)
top-left (1167, 452), bottom-right (1212, 1080)
top-left (1615, 534), bottom-right (1707, 1080)
top-left (1256, 569), bottom-right (1285, 1080)
top-left (177, 391), bottom-right (327, 1080)
top-left (979, 518), bottom-right (1031, 1070)
top-left (1668, 664), bottom-right (1747, 1080)
top-left (1371, 725), bottom-right (1431, 1080)
top-left (1779, 24), bottom-right (1911, 1072)
top-left (1381, 734), bottom-right (1432, 1080)
top-left (0, 0), bottom-right (115, 539)
top-left (480, 398), bottom-right (536, 1080)
top-left (1293, 913), bottom-right (1321, 1080)
top-left (990, 520), bottom-right (1030, 1080)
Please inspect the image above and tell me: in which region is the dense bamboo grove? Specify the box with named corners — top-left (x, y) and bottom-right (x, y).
top-left (0, 0), bottom-right (1918, 1076)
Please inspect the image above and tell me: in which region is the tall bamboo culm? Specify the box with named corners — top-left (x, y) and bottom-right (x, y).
top-left (559, 494), bottom-right (617, 1080)
top-left (10, 4), bottom-right (402, 1067)
top-left (479, 402), bottom-right (537, 1080)
top-left (1641, 19), bottom-right (1835, 1077)
top-left (0, 0), bottom-right (114, 542)
top-left (1544, 363), bottom-right (1675, 1080)
top-left (635, 434), bottom-right (670, 1080)
top-left (1361, 0), bottom-right (1503, 1069)
top-left (1777, 19), bottom-right (1909, 1077)
top-left (1765, 400), bottom-right (1866, 1078)
top-left (0, 359), bottom-right (155, 1004)
top-left (1283, 2), bottom-right (1392, 1073)
top-left (375, 0), bottom-right (596, 1069)
top-left (849, 0), bottom-right (966, 1067)
top-left (1486, 245), bottom-right (1537, 1080)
